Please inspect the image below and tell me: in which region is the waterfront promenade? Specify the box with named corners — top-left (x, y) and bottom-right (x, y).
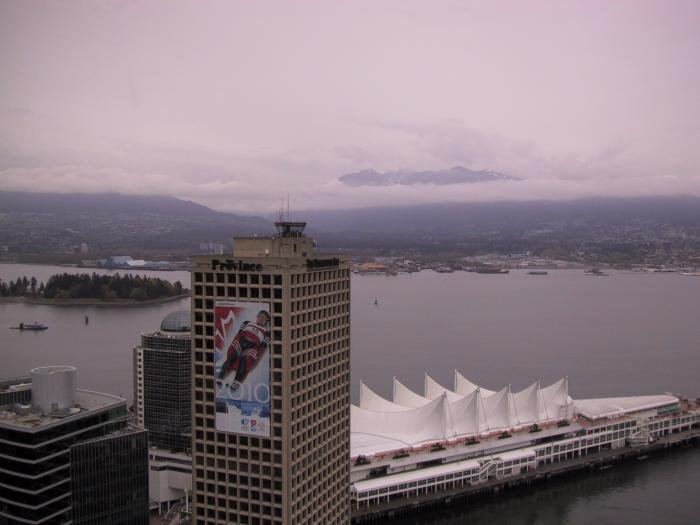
top-left (352, 428), bottom-right (700, 523)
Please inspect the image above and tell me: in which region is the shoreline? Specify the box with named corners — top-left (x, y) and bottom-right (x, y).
top-left (0, 293), bottom-right (191, 307)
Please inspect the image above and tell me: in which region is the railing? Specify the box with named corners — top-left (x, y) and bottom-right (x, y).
top-left (478, 459), bottom-right (497, 481)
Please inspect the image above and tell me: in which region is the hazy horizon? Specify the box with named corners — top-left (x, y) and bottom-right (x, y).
top-left (2, 1), bottom-right (700, 212)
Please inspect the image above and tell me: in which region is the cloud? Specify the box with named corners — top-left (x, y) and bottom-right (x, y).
top-left (1, 109), bottom-right (700, 214)
top-left (2, 1), bottom-right (700, 213)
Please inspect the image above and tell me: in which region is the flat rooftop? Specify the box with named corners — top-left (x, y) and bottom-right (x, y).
top-left (0, 388), bottom-right (125, 431)
top-left (575, 395), bottom-right (678, 420)
top-left (0, 376), bottom-right (31, 393)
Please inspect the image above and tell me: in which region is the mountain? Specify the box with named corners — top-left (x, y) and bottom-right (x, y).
top-left (302, 196), bottom-right (700, 263)
top-left (338, 166), bottom-right (520, 187)
top-left (0, 192), bottom-right (273, 256)
top-left (2, 191), bottom-right (699, 265)
top-left (302, 196), bottom-right (700, 234)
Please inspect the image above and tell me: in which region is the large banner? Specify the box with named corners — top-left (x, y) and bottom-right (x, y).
top-left (214, 301), bottom-right (271, 437)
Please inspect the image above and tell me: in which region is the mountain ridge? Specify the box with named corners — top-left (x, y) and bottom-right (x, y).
top-left (338, 165), bottom-right (520, 187)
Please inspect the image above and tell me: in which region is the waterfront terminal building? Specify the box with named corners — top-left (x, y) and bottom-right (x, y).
top-left (133, 310), bottom-right (193, 516)
top-left (190, 222), bottom-right (351, 524)
top-left (349, 373), bottom-right (700, 512)
top-left (0, 366), bottom-right (148, 525)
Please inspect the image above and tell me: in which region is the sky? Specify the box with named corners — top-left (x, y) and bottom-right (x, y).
top-left (1, 0), bottom-right (700, 213)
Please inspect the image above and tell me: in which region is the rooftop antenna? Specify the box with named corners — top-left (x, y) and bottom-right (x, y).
top-left (277, 198), bottom-right (285, 223)
top-left (274, 194), bottom-right (306, 238)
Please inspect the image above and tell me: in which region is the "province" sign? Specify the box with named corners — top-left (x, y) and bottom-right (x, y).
top-left (306, 258), bottom-right (340, 270)
top-left (211, 259), bottom-right (263, 271)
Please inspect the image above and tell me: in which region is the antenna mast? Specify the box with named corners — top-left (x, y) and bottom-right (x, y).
top-left (277, 198), bottom-right (284, 223)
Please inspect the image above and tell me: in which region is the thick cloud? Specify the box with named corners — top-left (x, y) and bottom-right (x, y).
top-left (1, 1), bottom-right (699, 213)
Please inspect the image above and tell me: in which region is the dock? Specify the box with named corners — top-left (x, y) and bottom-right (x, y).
top-left (351, 428), bottom-right (700, 523)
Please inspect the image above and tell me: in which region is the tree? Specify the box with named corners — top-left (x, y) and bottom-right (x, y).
top-left (30, 277), bottom-right (37, 295)
top-left (129, 288), bottom-right (148, 301)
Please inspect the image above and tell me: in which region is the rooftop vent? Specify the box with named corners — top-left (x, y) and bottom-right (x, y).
top-left (30, 366), bottom-right (76, 414)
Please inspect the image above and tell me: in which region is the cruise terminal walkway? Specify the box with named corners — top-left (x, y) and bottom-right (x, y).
top-left (351, 427), bottom-right (700, 523)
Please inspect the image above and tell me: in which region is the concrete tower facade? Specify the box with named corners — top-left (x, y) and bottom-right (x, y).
top-left (191, 222), bottom-right (351, 525)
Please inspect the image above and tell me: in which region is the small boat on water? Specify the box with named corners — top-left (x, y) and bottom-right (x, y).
top-left (528, 271), bottom-right (548, 275)
top-left (680, 272), bottom-right (700, 277)
top-left (475, 267), bottom-right (509, 274)
top-left (10, 322), bottom-right (48, 331)
top-left (584, 268), bottom-right (609, 276)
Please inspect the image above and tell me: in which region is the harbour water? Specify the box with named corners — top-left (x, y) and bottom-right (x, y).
top-left (1, 264), bottom-right (699, 523)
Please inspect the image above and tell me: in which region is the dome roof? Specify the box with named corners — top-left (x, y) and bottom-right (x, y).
top-left (160, 310), bottom-right (191, 333)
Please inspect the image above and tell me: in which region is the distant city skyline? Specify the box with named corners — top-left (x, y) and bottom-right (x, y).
top-left (1, 0), bottom-right (699, 212)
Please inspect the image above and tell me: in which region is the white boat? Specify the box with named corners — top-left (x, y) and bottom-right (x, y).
top-left (584, 268), bottom-right (609, 276)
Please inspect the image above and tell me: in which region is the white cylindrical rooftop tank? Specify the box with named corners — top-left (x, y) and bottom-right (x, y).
top-left (31, 366), bottom-right (77, 413)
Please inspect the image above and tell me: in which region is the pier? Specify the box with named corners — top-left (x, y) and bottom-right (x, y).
top-left (351, 428), bottom-right (700, 523)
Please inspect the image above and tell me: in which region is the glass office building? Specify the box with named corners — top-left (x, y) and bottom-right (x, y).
top-left (133, 310), bottom-right (192, 453)
top-left (0, 366), bottom-right (148, 525)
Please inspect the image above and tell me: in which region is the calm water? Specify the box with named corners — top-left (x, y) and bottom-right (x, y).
top-left (0, 264), bottom-right (189, 397)
top-left (1, 264), bottom-right (699, 523)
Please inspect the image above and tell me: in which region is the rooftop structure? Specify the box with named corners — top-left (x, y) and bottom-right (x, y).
top-left (160, 309), bottom-right (191, 332)
top-left (0, 366), bottom-right (125, 431)
top-left (351, 373), bottom-right (574, 456)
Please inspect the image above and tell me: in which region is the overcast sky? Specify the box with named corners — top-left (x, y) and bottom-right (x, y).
top-left (1, 0), bottom-right (699, 212)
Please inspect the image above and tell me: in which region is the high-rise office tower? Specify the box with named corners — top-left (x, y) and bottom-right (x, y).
top-left (0, 366), bottom-right (148, 525)
top-left (191, 221), bottom-right (351, 525)
top-left (133, 310), bottom-right (192, 452)
top-left (133, 310), bottom-right (193, 515)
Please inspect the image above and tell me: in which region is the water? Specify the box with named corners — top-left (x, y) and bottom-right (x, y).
top-left (1, 264), bottom-right (699, 523)
top-left (390, 447), bottom-right (700, 525)
top-left (0, 264), bottom-right (189, 397)
top-left (351, 270), bottom-right (700, 401)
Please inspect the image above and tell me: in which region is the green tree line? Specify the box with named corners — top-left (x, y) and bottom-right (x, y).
top-left (0, 276), bottom-right (41, 297)
top-left (0, 273), bottom-right (188, 301)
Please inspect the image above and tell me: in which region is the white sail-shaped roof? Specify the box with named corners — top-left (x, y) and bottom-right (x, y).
top-left (393, 377), bottom-right (431, 407)
top-left (350, 374), bottom-right (679, 458)
top-left (449, 388), bottom-right (490, 435)
top-left (540, 377), bottom-right (571, 420)
top-left (351, 395), bottom-right (450, 445)
top-left (359, 381), bottom-right (413, 412)
top-left (425, 374), bottom-right (465, 403)
top-left (512, 381), bottom-right (543, 425)
top-left (454, 370), bottom-right (496, 397)
top-left (482, 386), bottom-right (517, 429)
